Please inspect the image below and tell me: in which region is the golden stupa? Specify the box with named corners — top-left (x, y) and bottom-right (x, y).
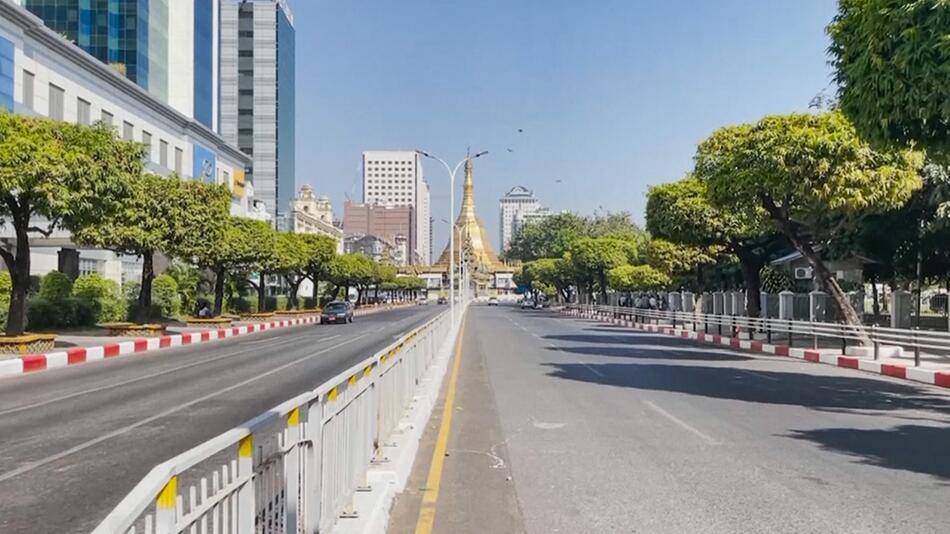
top-left (434, 158), bottom-right (506, 273)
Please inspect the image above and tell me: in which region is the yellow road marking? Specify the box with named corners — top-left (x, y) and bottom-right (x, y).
top-left (414, 317), bottom-right (466, 534)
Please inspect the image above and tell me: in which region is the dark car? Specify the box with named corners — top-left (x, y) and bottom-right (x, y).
top-left (437, 296), bottom-right (448, 305)
top-left (321, 301), bottom-right (354, 324)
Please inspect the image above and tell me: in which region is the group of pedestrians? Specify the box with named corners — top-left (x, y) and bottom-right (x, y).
top-left (618, 293), bottom-right (665, 310)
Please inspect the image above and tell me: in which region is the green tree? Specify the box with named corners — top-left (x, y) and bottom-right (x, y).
top-left (607, 264), bottom-right (672, 292)
top-left (569, 237), bottom-right (630, 303)
top-left (75, 174), bottom-right (230, 322)
top-left (288, 234), bottom-right (337, 309)
top-left (151, 273), bottom-right (180, 318)
top-left (695, 112), bottom-right (923, 332)
top-left (329, 254), bottom-right (375, 305)
top-left (646, 176), bottom-right (779, 315)
top-left (39, 272), bottom-right (73, 303)
top-left (272, 233), bottom-right (312, 310)
top-left (0, 114), bottom-right (142, 335)
top-left (828, 0), bottom-right (950, 158)
top-left (189, 217), bottom-right (275, 316)
top-left (72, 273), bottom-right (126, 322)
top-left (505, 212), bottom-right (589, 261)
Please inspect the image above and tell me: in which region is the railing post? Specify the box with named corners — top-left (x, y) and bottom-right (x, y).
top-left (237, 434), bottom-right (255, 534)
top-left (154, 476), bottom-right (177, 534)
top-left (872, 324), bottom-right (879, 361)
top-left (811, 319), bottom-right (818, 350)
top-left (766, 319), bottom-right (772, 345)
top-left (913, 327), bottom-right (921, 367)
top-left (285, 408), bottom-right (301, 533)
top-left (787, 319), bottom-right (793, 348)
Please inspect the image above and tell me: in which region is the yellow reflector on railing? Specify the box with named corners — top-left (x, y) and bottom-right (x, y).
top-left (348, 375), bottom-right (357, 385)
top-left (238, 435), bottom-right (253, 457)
top-left (288, 407), bottom-right (300, 427)
top-left (328, 387), bottom-right (338, 401)
top-left (364, 365), bottom-right (372, 377)
top-left (157, 476), bottom-right (177, 510)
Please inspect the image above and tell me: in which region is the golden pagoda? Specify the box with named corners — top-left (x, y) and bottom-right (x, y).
top-left (434, 158), bottom-right (507, 274)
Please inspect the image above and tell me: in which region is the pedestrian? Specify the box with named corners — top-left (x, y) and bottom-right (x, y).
top-left (198, 303), bottom-right (212, 318)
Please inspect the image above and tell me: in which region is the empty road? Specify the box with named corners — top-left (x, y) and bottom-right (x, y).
top-left (0, 305), bottom-right (442, 534)
top-left (391, 304), bottom-right (950, 534)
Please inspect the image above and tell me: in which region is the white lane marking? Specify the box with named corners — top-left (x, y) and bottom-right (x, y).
top-left (581, 362), bottom-right (605, 377)
top-left (738, 369), bottom-right (779, 382)
top-left (0, 333), bottom-right (371, 483)
top-left (0, 333), bottom-right (317, 417)
top-left (643, 400), bottom-right (720, 446)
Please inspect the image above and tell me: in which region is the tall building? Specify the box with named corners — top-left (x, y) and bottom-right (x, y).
top-left (20, 0), bottom-right (217, 129)
top-left (362, 150), bottom-right (431, 264)
top-left (513, 207), bottom-right (554, 236)
top-left (220, 0), bottom-right (295, 222)
top-left (343, 201), bottom-right (414, 264)
top-left (498, 186), bottom-right (541, 252)
top-left (287, 185), bottom-right (343, 252)
top-left (0, 0), bottom-right (251, 285)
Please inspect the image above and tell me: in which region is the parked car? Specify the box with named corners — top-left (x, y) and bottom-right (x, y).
top-left (488, 297), bottom-right (499, 306)
top-left (520, 299), bottom-right (535, 309)
top-left (321, 301), bottom-right (353, 324)
top-left (437, 296), bottom-right (448, 304)
top-left (417, 296), bottom-right (429, 305)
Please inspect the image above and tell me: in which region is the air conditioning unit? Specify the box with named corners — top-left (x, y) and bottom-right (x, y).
top-left (794, 267), bottom-right (813, 280)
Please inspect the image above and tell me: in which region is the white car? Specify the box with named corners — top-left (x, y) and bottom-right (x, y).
top-left (520, 299), bottom-right (535, 309)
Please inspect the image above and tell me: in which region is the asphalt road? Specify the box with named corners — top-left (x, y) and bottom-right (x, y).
top-left (0, 304), bottom-right (443, 534)
top-left (391, 305), bottom-right (950, 534)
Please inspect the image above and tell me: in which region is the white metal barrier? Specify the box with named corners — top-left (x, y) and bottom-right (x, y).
top-left (569, 304), bottom-right (950, 366)
top-left (93, 309), bottom-right (455, 534)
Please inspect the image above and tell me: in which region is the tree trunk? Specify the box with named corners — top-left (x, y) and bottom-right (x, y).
top-left (257, 272), bottom-right (266, 312)
top-left (870, 272), bottom-right (880, 317)
top-left (285, 274), bottom-right (301, 310)
top-left (356, 287), bottom-right (364, 307)
top-left (3, 217), bottom-right (32, 336)
top-left (598, 271), bottom-right (609, 304)
top-left (310, 275), bottom-right (319, 309)
top-left (774, 217), bottom-right (869, 344)
top-left (136, 250), bottom-right (155, 324)
top-left (735, 246), bottom-right (764, 318)
top-left (213, 267), bottom-right (226, 316)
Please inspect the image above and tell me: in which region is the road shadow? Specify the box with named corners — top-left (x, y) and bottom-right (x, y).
top-left (543, 362), bottom-right (950, 415)
top-left (786, 425), bottom-right (950, 481)
top-left (549, 345), bottom-right (752, 361)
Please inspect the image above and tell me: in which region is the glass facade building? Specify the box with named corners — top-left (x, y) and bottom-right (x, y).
top-left (193, 0), bottom-right (214, 128)
top-left (24, 0), bottom-right (168, 103)
top-left (275, 2), bottom-right (295, 219)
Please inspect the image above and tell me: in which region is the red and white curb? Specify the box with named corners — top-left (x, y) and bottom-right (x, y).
top-left (566, 309), bottom-right (950, 390)
top-left (0, 305), bottom-right (410, 379)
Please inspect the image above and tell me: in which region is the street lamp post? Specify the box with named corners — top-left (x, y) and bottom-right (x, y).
top-left (417, 150), bottom-right (488, 324)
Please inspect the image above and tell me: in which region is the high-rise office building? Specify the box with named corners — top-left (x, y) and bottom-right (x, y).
top-left (362, 150), bottom-right (431, 264)
top-left (499, 186), bottom-right (541, 252)
top-left (20, 0), bottom-right (217, 129)
top-left (220, 0), bottom-right (295, 223)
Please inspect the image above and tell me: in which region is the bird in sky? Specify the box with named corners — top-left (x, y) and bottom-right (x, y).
top-left (507, 148), bottom-right (514, 153)
top-left (517, 128), bottom-right (524, 133)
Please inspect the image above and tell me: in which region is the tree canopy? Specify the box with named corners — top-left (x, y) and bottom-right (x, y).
top-left (695, 111), bottom-right (923, 329)
top-left (607, 264), bottom-right (672, 292)
top-left (828, 0), bottom-right (950, 158)
top-left (0, 114), bottom-right (142, 334)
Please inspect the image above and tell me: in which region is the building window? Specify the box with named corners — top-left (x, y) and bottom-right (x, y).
top-left (123, 121), bottom-right (134, 141)
top-left (223, 170), bottom-right (230, 187)
top-left (159, 140), bottom-right (168, 168)
top-left (22, 70), bottom-right (34, 110)
top-left (48, 83), bottom-right (64, 120)
top-left (142, 131), bottom-right (152, 160)
top-left (77, 98), bottom-right (91, 125)
top-left (101, 110), bottom-right (113, 127)
top-left (174, 147), bottom-right (183, 175)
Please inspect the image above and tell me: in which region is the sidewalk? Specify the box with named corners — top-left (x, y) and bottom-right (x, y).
top-left (575, 309), bottom-right (950, 390)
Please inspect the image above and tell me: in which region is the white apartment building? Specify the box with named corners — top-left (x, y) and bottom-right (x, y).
top-left (513, 207), bottom-right (554, 238)
top-left (499, 186), bottom-right (541, 252)
top-left (362, 150), bottom-right (431, 264)
top-left (0, 1), bottom-right (253, 285)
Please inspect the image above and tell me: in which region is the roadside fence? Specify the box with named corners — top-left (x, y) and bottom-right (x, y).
top-left (93, 308), bottom-right (456, 534)
top-left (570, 304), bottom-right (950, 367)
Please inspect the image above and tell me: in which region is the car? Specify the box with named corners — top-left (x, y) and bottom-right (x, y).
top-left (320, 301), bottom-right (353, 324)
top-left (488, 297), bottom-right (499, 306)
top-left (437, 296), bottom-right (448, 304)
top-left (520, 299), bottom-right (535, 309)
top-left (417, 296), bottom-right (429, 305)
top-left (534, 301), bottom-right (545, 309)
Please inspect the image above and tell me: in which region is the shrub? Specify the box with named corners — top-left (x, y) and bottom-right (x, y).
top-left (0, 271), bottom-right (11, 300)
top-left (275, 295), bottom-right (288, 311)
top-left (230, 296), bottom-right (254, 314)
top-left (760, 266), bottom-right (795, 294)
top-left (28, 275), bottom-right (41, 295)
top-left (73, 273), bottom-right (127, 323)
top-left (39, 271), bottom-right (73, 303)
top-left (152, 274), bottom-right (180, 318)
top-left (123, 280), bottom-right (141, 302)
top-left (27, 297), bottom-right (97, 329)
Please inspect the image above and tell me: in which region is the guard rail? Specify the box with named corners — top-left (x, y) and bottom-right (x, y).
top-left (93, 308), bottom-right (455, 534)
top-left (569, 304), bottom-right (950, 366)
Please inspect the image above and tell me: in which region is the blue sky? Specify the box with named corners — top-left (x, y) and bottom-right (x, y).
top-left (293, 0), bottom-right (838, 252)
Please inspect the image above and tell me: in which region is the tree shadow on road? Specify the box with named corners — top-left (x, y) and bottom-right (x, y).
top-left (785, 425), bottom-right (950, 481)
top-left (549, 344), bottom-right (753, 361)
top-left (543, 362), bottom-right (950, 415)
